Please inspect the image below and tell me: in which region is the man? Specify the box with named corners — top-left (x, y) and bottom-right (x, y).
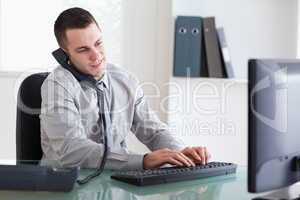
top-left (40, 7), bottom-right (210, 170)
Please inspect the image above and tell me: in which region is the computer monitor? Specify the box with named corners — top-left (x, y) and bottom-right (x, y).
top-left (248, 59), bottom-right (300, 195)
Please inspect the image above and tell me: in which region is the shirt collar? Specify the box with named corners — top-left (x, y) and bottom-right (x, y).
top-left (97, 72), bottom-right (108, 89)
top-left (64, 63), bottom-right (108, 89)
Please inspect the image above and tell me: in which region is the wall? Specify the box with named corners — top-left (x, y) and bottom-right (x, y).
top-left (122, 0), bottom-right (173, 122)
top-left (168, 0), bottom-right (298, 165)
top-left (122, 0), bottom-right (173, 153)
top-left (173, 0), bottom-right (298, 79)
top-left (167, 78), bottom-right (247, 165)
top-left (298, 0), bottom-right (300, 57)
top-left (0, 72), bottom-right (22, 163)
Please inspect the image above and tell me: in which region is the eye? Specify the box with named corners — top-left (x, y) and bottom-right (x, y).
top-left (77, 48), bottom-right (88, 53)
top-left (96, 41), bottom-right (103, 47)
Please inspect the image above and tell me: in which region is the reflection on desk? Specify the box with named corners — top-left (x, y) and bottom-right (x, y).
top-left (0, 167), bottom-right (264, 200)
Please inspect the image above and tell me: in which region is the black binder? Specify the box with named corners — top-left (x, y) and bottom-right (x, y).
top-left (173, 16), bottom-right (204, 77)
top-left (203, 17), bottom-right (226, 78)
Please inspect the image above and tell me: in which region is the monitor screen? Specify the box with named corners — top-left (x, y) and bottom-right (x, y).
top-left (248, 59), bottom-right (300, 193)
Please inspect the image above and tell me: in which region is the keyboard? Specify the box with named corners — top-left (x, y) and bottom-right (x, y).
top-left (111, 162), bottom-right (237, 186)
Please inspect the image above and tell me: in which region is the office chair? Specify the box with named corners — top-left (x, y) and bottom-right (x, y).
top-left (16, 72), bottom-right (49, 165)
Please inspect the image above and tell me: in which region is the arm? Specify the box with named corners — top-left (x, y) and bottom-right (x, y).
top-left (130, 86), bottom-right (185, 152)
top-left (130, 82), bottom-right (211, 169)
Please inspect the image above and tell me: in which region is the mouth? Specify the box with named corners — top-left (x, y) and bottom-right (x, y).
top-left (90, 59), bottom-right (104, 68)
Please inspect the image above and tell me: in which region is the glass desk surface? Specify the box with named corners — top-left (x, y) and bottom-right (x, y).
top-left (0, 166), bottom-right (268, 200)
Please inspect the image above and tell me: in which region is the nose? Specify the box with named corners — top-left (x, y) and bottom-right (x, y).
top-left (89, 48), bottom-right (102, 62)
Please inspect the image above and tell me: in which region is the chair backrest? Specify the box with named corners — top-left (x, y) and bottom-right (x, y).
top-left (16, 72), bottom-right (49, 164)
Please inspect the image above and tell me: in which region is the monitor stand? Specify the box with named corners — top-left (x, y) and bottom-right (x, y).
top-left (252, 183), bottom-right (300, 200)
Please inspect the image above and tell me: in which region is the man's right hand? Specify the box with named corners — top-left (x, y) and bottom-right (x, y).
top-left (143, 148), bottom-right (196, 169)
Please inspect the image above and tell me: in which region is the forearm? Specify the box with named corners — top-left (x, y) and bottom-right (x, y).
top-left (132, 120), bottom-right (185, 151)
top-left (105, 151), bottom-right (144, 170)
top-left (147, 130), bottom-right (185, 151)
top-left (131, 90), bottom-right (185, 152)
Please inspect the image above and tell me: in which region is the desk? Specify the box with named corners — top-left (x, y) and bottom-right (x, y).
top-left (0, 166), bottom-right (263, 200)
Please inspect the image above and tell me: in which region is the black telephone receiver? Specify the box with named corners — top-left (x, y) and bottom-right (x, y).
top-left (52, 48), bottom-right (96, 84)
top-left (52, 48), bottom-right (68, 67)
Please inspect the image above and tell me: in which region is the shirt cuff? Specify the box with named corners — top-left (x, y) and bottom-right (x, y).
top-left (126, 154), bottom-right (144, 170)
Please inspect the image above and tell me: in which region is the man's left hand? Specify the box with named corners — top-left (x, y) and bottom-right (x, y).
top-left (181, 146), bottom-right (211, 165)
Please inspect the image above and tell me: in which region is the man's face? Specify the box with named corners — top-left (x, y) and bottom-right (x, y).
top-left (63, 23), bottom-right (106, 80)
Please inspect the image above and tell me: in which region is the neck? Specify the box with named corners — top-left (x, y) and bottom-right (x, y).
top-left (94, 72), bottom-right (105, 81)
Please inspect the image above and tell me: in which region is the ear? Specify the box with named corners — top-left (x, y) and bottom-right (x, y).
top-left (60, 47), bottom-right (69, 55)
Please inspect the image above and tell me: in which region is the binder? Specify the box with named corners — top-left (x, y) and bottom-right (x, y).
top-left (217, 27), bottom-right (234, 78)
top-left (173, 16), bottom-right (204, 77)
top-left (203, 17), bottom-right (226, 78)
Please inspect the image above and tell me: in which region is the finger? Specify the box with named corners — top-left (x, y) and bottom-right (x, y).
top-left (181, 148), bottom-right (200, 164)
top-left (167, 157), bottom-right (184, 167)
top-left (204, 147), bottom-right (210, 164)
top-left (205, 150), bottom-right (211, 163)
top-left (196, 147), bottom-right (207, 165)
top-left (201, 148), bottom-right (207, 165)
top-left (189, 148), bottom-right (202, 162)
top-left (179, 152), bottom-right (196, 167)
top-left (172, 152), bottom-right (193, 167)
top-left (161, 148), bottom-right (171, 153)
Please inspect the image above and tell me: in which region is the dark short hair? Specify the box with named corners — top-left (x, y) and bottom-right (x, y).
top-left (54, 7), bottom-right (99, 48)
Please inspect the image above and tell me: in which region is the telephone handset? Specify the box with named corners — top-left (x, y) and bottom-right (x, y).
top-left (52, 48), bottom-right (96, 84)
top-left (52, 48), bottom-right (108, 185)
top-left (52, 48), bottom-right (69, 67)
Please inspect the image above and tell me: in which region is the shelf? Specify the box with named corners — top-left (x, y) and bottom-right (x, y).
top-left (170, 76), bottom-right (248, 84)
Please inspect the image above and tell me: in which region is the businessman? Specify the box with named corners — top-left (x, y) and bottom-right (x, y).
top-left (40, 7), bottom-right (211, 170)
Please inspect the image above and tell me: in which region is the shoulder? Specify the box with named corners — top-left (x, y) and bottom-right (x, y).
top-left (41, 65), bottom-right (80, 95)
top-left (106, 63), bottom-right (140, 88)
top-left (45, 65), bottom-right (78, 84)
top-left (106, 63), bottom-right (143, 101)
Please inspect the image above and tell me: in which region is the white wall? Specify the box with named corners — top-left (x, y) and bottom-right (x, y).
top-left (122, 0), bottom-right (173, 122)
top-left (166, 0), bottom-right (298, 165)
top-left (122, 0), bottom-right (173, 153)
top-left (298, 0), bottom-right (300, 57)
top-left (167, 78), bottom-right (247, 165)
top-left (173, 0), bottom-right (298, 79)
top-left (0, 72), bottom-right (22, 163)
top-left (0, 0), bottom-right (123, 71)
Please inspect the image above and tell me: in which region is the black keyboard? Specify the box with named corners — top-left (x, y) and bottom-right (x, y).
top-left (111, 162), bottom-right (237, 186)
